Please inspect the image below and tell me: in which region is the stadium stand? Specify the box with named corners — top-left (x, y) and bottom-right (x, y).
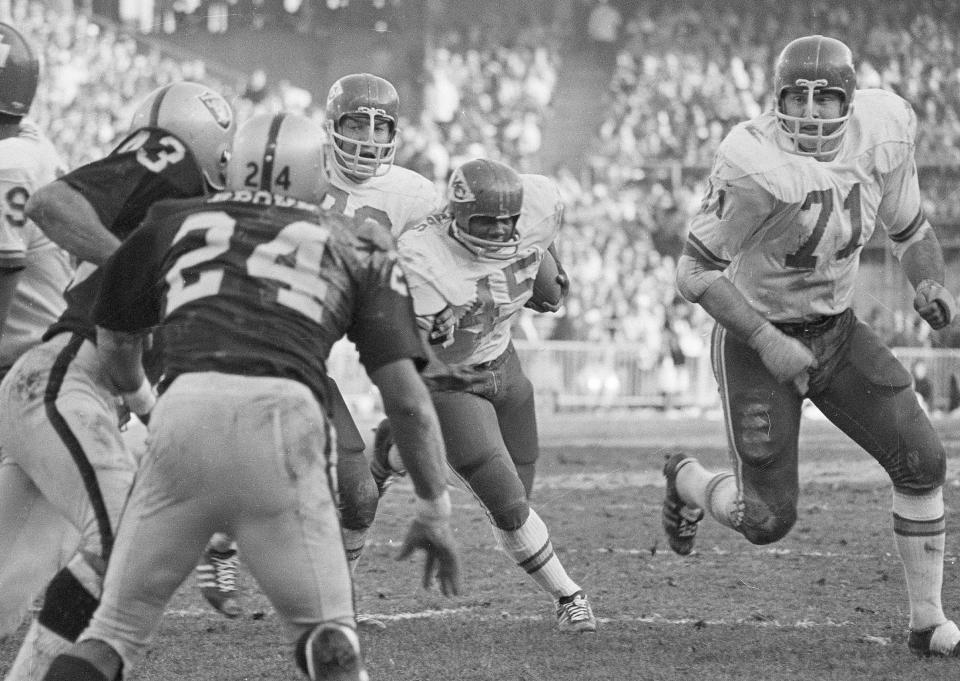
top-left (12, 0), bottom-right (960, 410)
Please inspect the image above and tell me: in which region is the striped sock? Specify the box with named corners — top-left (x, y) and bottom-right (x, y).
top-left (493, 509), bottom-right (580, 600)
top-left (892, 487), bottom-right (947, 631)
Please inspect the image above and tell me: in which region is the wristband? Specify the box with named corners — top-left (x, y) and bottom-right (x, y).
top-left (415, 489), bottom-right (452, 523)
top-left (122, 378), bottom-right (157, 416)
top-left (746, 322), bottom-right (779, 352)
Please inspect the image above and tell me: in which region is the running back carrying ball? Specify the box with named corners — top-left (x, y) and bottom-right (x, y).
top-left (528, 246), bottom-right (566, 312)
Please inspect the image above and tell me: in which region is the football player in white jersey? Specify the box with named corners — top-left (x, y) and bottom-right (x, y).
top-left (0, 20), bottom-right (79, 640)
top-left (379, 158), bottom-right (596, 633)
top-left (666, 35), bottom-right (960, 657)
top-left (320, 73), bottom-right (444, 586)
top-left (195, 73), bottom-right (445, 630)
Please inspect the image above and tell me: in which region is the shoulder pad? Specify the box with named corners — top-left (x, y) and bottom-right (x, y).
top-left (847, 88), bottom-right (916, 173)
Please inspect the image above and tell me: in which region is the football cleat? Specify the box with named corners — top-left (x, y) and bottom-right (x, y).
top-left (196, 547), bottom-right (242, 618)
top-left (662, 452), bottom-right (704, 556)
top-left (304, 623), bottom-right (369, 681)
top-left (370, 418), bottom-right (406, 498)
top-left (354, 613), bottom-right (386, 632)
top-left (556, 590), bottom-right (597, 633)
top-left (908, 620), bottom-right (960, 657)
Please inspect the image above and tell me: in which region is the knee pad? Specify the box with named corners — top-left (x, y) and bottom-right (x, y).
top-left (38, 567), bottom-right (100, 642)
top-left (490, 500), bottom-right (530, 532)
top-left (295, 622), bottom-right (368, 681)
top-left (734, 401), bottom-right (786, 469)
top-left (739, 501), bottom-right (796, 545)
top-left (889, 443), bottom-right (946, 491)
top-left (336, 454), bottom-right (379, 532)
top-left (456, 457), bottom-right (528, 531)
top-left (43, 653), bottom-right (115, 681)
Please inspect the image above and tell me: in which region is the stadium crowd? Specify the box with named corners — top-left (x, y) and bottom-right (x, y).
top-left (10, 0), bottom-right (960, 360)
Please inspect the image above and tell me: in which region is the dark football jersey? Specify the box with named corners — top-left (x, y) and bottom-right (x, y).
top-left (43, 126), bottom-right (207, 342)
top-left (93, 190), bottom-right (426, 406)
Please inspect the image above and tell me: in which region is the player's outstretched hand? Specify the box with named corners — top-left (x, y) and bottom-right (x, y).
top-left (748, 323), bottom-right (818, 396)
top-left (396, 517), bottom-right (461, 597)
top-left (914, 279), bottom-right (957, 330)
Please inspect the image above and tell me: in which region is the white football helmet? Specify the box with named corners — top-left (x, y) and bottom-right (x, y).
top-left (227, 112), bottom-right (327, 204)
top-left (129, 81), bottom-right (236, 189)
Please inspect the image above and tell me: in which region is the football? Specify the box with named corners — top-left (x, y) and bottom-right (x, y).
top-left (531, 248), bottom-right (564, 309)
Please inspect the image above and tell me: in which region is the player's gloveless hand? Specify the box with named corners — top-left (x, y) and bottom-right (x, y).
top-left (748, 323), bottom-right (819, 396)
top-left (396, 517), bottom-right (461, 596)
top-left (914, 279), bottom-right (957, 330)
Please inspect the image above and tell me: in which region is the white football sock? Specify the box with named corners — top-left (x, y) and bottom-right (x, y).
top-left (892, 487), bottom-right (948, 631)
top-left (492, 508), bottom-right (580, 600)
top-left (341, 528), bottom-right (365, 573)
top-left (4, 617), bottom-right (72, 681)
top-left (676, 460), bottom-right (738, 529)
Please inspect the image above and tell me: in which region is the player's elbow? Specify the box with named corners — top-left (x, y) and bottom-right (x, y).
top-left (25, 180), bottom-right (75, 233)
top-left (676, 254), bottom-right (721, 304)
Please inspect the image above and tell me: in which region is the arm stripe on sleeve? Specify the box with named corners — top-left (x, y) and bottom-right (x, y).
top-left (683, 233), bottom-right (730, 270)
top-left (889, 209), bottom-right (926, 243)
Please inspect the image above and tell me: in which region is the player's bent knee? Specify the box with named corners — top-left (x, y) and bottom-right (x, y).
top-left (295, 621), bottom-right (366, 681)
top-left (890, 447), bottom-right (946, 491)
top-left (490, 501), bottom-right (530, 532)
top-left (337, 477), bottom-right (379, 531)
top-left (38, 567), bottom-right (100, 642)
top-left (44, 653), bottom-right (116, 681)
top-left (336, 445), bottom-right (379, 531)
top-left (740, 506), bottom-right (796, 545)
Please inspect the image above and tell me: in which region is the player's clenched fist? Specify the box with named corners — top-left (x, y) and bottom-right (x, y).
top-left (395, 492), bottom-right (461, 596)
top-left (914, 279), bottom-right (957, 330)
top-left (747, 323), bottom-right (819, 396)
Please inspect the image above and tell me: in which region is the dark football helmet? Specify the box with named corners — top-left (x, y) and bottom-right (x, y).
top-left (0, 22), bottom-right (39, 117)
top-left (324, 73), bottom-right (399, 180)
top-left (128, 81), bottom-right (236, 189)
top-left (773, 35), bottom-right (856, 157)
top-left (447, 159), bottom-right (523, 259)
top-left (227, 112), bottom-right (326, 204)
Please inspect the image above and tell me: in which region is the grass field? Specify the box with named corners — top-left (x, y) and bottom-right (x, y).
top-left (4, 410), bottom-right (960, 680)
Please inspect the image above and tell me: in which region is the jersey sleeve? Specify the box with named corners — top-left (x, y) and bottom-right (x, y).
top-left (683, 170), bottom-right (776, 271)
top-left (875, 108), bottom-right (923, 239)
top-left (93, 211), bottom-right (174, 333)
top-left (62, 127), bottom-right (206, 237)
top-left (348, 250), bottom-right (428, 373)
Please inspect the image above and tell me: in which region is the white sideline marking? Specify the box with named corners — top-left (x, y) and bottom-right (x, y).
top-left (161, 605), bottom-right (860, 629)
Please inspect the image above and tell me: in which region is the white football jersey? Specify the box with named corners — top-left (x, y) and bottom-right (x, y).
top-left (321, 153), bottom-right (442, 238)
top-left (399, 174), bottom-right (563, 366)
top-left (0, 122), bottom-right (71, 367)
top-left (686, 88), bottom-right (921, 322)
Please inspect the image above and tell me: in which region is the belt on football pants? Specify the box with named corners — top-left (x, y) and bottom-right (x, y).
top-left (472, 345), bottom-right (514, 371)
top-left (774, 312), bottom-right (844, 338)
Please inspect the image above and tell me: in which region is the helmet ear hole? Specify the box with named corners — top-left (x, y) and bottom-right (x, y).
top-left (129, 81), bottom-right (236, 190)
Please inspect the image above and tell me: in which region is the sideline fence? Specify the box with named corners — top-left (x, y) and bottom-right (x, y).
top-left (328, 340), bottom-right (960, 416)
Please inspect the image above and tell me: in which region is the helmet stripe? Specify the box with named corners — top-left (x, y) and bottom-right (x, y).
top-left (260, 113), bottom-right (285, 191)
top-left (148, 83), bottom-right (175, 127)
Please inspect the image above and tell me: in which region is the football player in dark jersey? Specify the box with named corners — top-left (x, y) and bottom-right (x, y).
top-left (0, 81), bottom-right (235, 681)
top-left (42, 111), bottom-right (459, 681)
